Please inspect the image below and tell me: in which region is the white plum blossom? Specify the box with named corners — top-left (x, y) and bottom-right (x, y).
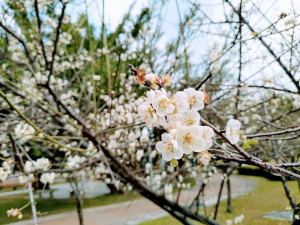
top-left (152, 95), bottom-right (174, 117)
top-left (172, 91), bottom-right (189, 113)
top-left (14, 123), bottom-right (35, 143)
top-left (138, 102), bottom-right (157, 127)
top-left (24, 161), bottom-right (36, 172)
top-left (180, 110), bottom-right (200, 126)
top-left (2, 161), bottom-right (10, 171)
top-left (65, 155), bottom-right (86, 169)
top-left (165, 119), bottom-right (181, 133)
top-left (201, 126), bottom-right (214, 150)
top-left (183, 88), bottom-right (205, 111)
top-left (136, 149), bottom-right (144, 161)
top-left (161, 74), bottom-right (171, 86)
top-left (177, 125), bottom-right (206, 154)
top-left (40, 172), bottom-right (55, 184)
top-left (7, 208), bottom-right (23, 219)
top-left (152, 116), bottom-right (167, 129)
top-left (35, 158), bottom-right (50, 170)
top-left (18, 174), bottom-right (34, 184)
top-left (0, 168), bottom-right (8, 182)
top-left (155, 133), bottom-right (183, 161)
top-left (199, 151), bottom-right (212, 166)
top-left (226, 119), bottom-right (241, 144)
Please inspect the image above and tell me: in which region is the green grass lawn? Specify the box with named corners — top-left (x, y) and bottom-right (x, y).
top-left (140, 176), bottom-right (299, 225)
top-left (0, 190), bottom-right (140, 224)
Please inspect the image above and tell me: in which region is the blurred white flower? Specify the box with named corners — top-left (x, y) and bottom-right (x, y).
top-left (24, 161), bottom-right (36, 173)
top-left (35, 158), bottom-right (50, 170)
top-left (136, 150), bottom-right (144, 161)
top-left (18, 174), bottom-right (34, 184)
top-left (7, 208), bottom-right (22, 219)
top-left (202, 126), bottom-right (214, 150)
top-left (226, 220), bottom-right (233, 225)
top-left (234, 214), bottom-right (244, 224)
top-left (226, 119), bottom-right (241, 144)
top-left (0, 168), bottom-right (8, 182)
top-left (40, 172), bottom-right (55, 184)
top-left (14, 123), bottom-right (35, 144)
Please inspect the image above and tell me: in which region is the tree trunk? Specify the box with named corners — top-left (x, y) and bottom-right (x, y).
top-left (226, 176), bottom-right (232, 213)
top-left (70, 179), bottom-right (84, 225)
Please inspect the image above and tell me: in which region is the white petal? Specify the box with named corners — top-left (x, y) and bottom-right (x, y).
top-left (192, 138), bottom-right (206, 152)
top-left (227, 119), bottom-right (241, 129)
top-left (138, 102), bottom-right (149, 114)
top-left (174, 91), bottom-right (187, 100)
top-left (196, 91), bottom-right (204, 100)
top-left (153, 116), bottom-right (167, 128)
top-left (166, 104), bottom-right (175, 114)
top-left (161, 133), bottom-right (173, 142)
top-left (183, 88), bottom-right (196, 96)
top-left (192, 101), bottom-right (204, 111)
top-left (203, 126), bottom-right (214, 138)
top-left (155, 141), bottom-right (165, 153)
top-left (205, 139), bottom-right (213, 150)
top-left (230, 135), bottom-right (240, 144)
top-left (191, 125), bottom-right (203, 138)
top-left (162, 149), bottom-right (173, 161)
top-left (173, 148), bottom-right (183, 159)
top-left (182, 145), bottom-right (193, 154)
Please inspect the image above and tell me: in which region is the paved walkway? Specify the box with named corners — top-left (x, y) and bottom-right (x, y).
top-left (9, 174), bottom-right (256, 225)
top-left (0, 180), bottom-right (110, 199)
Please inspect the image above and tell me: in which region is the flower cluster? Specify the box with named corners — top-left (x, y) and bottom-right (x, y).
top-left (138, 87), bottom-right (214, 163)
top-left (7, 208), bottom-right (23, 219)
top-left (18, 174), bottom-right (34, 184)
top-left (136, 70), bottom-right (242, 166)
top-left (24, 158), bottom-right (51, 172)
top-left (0, 159), bottom-right (13, 182)
top-left (226, 214), bottom-right (244, 225)
top-left (130, 65), bottom-right (171, 89)
top-left (40, 172), bottom-right (55, 184)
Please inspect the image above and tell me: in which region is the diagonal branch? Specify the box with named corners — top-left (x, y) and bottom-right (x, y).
top-left (47, 1), bottom-right (67, 84)
top-left (0, 21), bottom-right (36, 71)
top-left (34, 0), bottom-right (49, 69)
top-left (201, 118), bottom-right (300, 180)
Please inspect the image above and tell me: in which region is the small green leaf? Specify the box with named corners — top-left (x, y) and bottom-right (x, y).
top-left (248, 139), bottom-right (258, 145)
top-left (32, 149), bottom-right (41, 157)
top-left (242, 142), bottom-right (251, 150)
